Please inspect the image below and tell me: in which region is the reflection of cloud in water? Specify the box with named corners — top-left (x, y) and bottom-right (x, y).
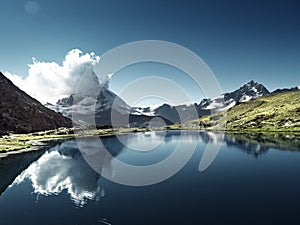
top-left (76, 135), bottom-right (126, 176)
top-left (13, 140), bottom-right (110, 206)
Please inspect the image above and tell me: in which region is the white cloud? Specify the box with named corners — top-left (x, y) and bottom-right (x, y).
top-left (4, 49), bottom-right (101, 104)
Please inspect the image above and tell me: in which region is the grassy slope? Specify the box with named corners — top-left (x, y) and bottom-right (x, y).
top-left (178, 90), bottom-right (300, 132)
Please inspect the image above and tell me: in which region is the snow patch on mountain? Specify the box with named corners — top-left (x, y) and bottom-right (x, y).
top-left (130, 105), bottom-right (159, 116)
top-left (217, 99), bottom-right (236, 111)
top-left (204, 95), bottom-right (225, 110)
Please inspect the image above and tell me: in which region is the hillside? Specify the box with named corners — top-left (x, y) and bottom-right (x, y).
top-left (181, 90), bottom-right (300, 131)
top-left (0, 72), bottom-right (72, 134)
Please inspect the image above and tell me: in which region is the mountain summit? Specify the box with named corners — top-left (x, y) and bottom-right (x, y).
top-left (224, 80), bottom-right (270, 102)
top-left (0, 72), bottom-right (72, 134)
top-left (198, 80), bottom-right (270, 111)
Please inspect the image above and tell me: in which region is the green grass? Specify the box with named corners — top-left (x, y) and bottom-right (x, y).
top-left (176, 90), bottom-right (300, 132)
top-left (0, 128), bottom-right (75, 153)
top-left (0, 126), bottom-right (167, 153)
top-left (0, 139), bottom-right (31, 152)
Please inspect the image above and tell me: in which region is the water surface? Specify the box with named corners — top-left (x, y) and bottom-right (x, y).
top-left (0, 131), bottom-right (300, 224)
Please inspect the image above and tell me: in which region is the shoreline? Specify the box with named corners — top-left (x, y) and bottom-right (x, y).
top-left (1, 127), bottom-right (300, 158)
top-left (0, 127), bottom-right (159, 157)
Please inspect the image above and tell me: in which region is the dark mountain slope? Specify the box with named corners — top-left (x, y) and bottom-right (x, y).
top-left (0, 72), bottom-right (72, 134)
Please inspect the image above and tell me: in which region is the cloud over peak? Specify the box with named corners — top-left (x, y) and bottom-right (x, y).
top-left (4, 49), bottom-right (101, 104)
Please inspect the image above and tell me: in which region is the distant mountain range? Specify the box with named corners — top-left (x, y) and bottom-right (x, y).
top-left (1, 68), bottom-right (298, 134)
top-left (0, 72), bottom-right (72, 134)
top-left (131, 80), bottom-right (270, 123)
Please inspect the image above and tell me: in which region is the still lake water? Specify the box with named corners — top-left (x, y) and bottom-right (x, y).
top-left (1, 131), bottom-right (300, 225)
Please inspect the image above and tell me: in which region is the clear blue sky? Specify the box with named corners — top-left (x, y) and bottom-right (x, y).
top-left (0, 0), bottom-right (299, 104)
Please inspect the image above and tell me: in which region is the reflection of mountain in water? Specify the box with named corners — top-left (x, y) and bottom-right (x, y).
top-left (224, 136), bottom-right (269, 158)
top-left (198, 131), bottom-right (269, 158)
top-left (227, 132), bottom-right (300, 152)
top-left (151, 131), bottom-right (270, 158)
top-left (198, 131), bottom-right (300, 158)
top-left (12, 136), bottom-right (126, 206)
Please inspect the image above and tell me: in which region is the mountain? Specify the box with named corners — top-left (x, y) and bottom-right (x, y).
top-left (54, 91), bottom-right (172, 127)
top-left (46, 68), bottom-right (130, 126)
top-left (133, 80), bottom-right (270, 123)
top-left (272, 86), bottom-right (299, 94)
top-left (152, 103), bottom-right (202, 124)
top-left (52, 89), bottom-right (131, 126)
top-left (49, 70), bottom-right (172, 127)
top-left (185, 89), bottom-right (300, 131)
top-left (130, 106), bottom-right (156, 116)
top-left (0, 72), bottom-right (72, 134)
top-left (224, 80), bottom-right (269, 102)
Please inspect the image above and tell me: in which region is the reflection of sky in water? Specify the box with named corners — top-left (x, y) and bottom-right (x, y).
top-left (13, 144), bottom-right (104, 206)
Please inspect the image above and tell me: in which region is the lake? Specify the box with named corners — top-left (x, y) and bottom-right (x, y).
top-left (1, 131), bottom-right (300, 225)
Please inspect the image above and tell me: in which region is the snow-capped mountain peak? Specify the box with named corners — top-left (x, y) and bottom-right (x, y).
top-left (224, 80), bottom-right (270, 103)
top-left (46, 69), bottom-right (130, 125)
top-left (200, 80), bottom-right (269, 112)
